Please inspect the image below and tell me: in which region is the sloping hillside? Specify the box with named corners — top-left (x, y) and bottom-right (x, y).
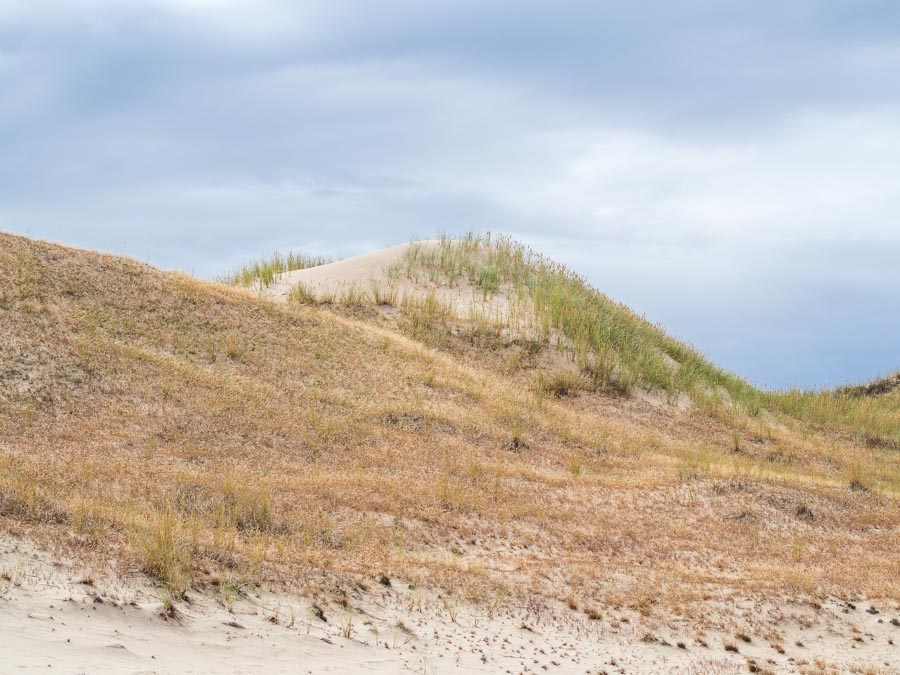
top-left (1, 232), bottom-right (898, 672)
top-left (252, 233), bottom-right (899, 452)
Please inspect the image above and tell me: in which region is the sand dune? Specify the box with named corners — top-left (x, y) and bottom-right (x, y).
top-left (3, 233), bottom-right (898, 674)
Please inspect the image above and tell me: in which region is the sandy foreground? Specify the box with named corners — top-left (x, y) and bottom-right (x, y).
top-left (2, 535), bottom-right (897, 674)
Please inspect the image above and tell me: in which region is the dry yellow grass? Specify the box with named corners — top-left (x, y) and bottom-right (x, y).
top-left (1, 233), bottom-right (897, 626)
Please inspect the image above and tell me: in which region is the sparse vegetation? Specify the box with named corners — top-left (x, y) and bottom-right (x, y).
top-left (341, 612), bottom-right (354, 638)
top-left (397, 290), bottom-right (453, 345)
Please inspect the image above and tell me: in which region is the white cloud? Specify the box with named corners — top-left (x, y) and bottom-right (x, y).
top-left (0, 0), bottom-right (316, 41)
top-left (412, 108), bottom-right (900, 247)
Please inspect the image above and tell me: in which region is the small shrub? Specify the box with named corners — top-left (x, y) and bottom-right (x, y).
top-left (795, 504), bottom-right (815, 520)
top-left (504, 436), bottom-right (529, 452)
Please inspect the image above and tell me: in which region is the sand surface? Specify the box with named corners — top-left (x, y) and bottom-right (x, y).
top-left (264, 242), bottom-right (428, 303)
top-left (3, 535), bottom-right (897, 674)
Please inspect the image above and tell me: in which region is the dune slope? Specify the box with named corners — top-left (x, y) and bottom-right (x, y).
top-left (1, 232), bottom-right (898, 672)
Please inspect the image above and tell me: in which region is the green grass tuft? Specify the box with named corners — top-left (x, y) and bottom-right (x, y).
top-left (219, 251), bottom-right (332, 288)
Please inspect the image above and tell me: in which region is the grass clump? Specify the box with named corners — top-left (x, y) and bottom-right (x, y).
top-left (132, 505), bottom-right (196, 599)
top-left (288, 280), bottom-right (399, 308)
top-left (370, 281), bottom-right (400, 306)
top-left (219, 251), bottom-right (331, 288)
top-left (0, 465), bottom-right (67, 524)
top-left (288, 281), bottom-right (317, 304)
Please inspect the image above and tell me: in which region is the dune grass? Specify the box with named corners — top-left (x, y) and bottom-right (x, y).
top-left (219, 251), bottom-right (331, 288)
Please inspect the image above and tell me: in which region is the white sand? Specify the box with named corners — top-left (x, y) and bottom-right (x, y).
top-left (264, 242), bottom-right (429, 303)
top-left (3, 535), bottom-right (896, 674)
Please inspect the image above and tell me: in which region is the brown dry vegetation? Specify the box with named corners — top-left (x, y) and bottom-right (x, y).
top-left (1, 232), bottom-right (898, 628)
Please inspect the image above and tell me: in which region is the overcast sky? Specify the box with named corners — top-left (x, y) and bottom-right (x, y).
top-left (2, 0), bottom-right (898, 389)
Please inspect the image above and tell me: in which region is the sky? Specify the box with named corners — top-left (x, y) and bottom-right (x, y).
top-left (1, 0), bottom-right (898, 390)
